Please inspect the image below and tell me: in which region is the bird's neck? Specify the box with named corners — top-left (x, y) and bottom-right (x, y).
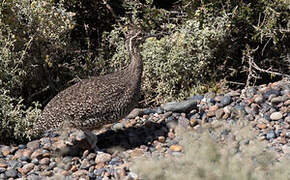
top-left (128, 43), bottom-right (143, 76)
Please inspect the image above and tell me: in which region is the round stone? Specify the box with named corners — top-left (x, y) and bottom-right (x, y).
top-left (169, 144), bottom-right (183, 152)
top-left (39, 158), bottom-right (50, 165)
top-left (8, 160), bottom-right (22, 169)
top-left (20, 156), bottom-right (31, 162)
top-left (254, 95), bottom-right (264, 103)
top-left (0, 162), bottom-right (8, 168)
top-left (161, 99), bottom-right (197, 113)
top-left (80, 159), bottom-right (91, 170)
top-left (158, 136), bottom-right (166, 143)
top-left (26, 140), bottom-right (40, 151)
top-left (270, 112), bottom-right (283, 120)
top-left (221, 95), bottom-right (232, 106)
top-left (95, 153), bottom-right (112, 164)
top-left (111, 123), bottom-right (125, 131)
top-left (18, 144), bottom-right (26, 149)
top-left (215, 108), bottom-right (224, 119)
top-left (271, 96), bottom-right (285, 103)
top-left (0, 168), bottom-right (5, 173)
top-left (5, 168), bottom-right (17, 178)
top-left (266, 130), bottom-right (276, 140)
top-left (257, 123), bottom-right (267, 129)
top-left (21, 163), bottom-right (34, 174)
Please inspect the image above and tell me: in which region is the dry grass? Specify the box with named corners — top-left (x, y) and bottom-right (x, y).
top-left (131, 120), bottom-right (290, 180)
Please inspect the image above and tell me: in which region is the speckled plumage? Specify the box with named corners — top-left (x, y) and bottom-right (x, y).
top-left (32, 29), bottom-right (145, 136)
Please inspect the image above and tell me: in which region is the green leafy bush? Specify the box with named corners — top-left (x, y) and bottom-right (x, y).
top-left (109, 15), bottom-right (230, 104)
top-left (0, 0), bottom-right (73, 141)
top-left (0, 90), bottom-right (41, 142)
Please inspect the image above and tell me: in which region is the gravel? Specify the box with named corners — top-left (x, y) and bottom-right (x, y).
top-left (0, 79), bottom-right (289, 179)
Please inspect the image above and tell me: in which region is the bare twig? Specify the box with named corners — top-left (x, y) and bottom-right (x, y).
top-left (250, 59), bottom-right (290, 78)
top-left (102, 0), bottom-right (126, 36)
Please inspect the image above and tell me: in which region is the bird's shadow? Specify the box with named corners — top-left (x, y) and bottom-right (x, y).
top-left (96, 121), bottom-right (169, 150)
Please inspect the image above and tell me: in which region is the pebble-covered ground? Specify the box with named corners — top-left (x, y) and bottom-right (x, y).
top-left (0, 79), bottom-right (289, 180)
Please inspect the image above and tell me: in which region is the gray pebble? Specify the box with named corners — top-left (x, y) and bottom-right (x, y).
top-left (18, 144), bottom-right (26, 149)
top-left (0, 168), bottom-right (5, 173)
top-left (254, 95), bottom-right (264, 103)
top-left (264, 89), bottom-right (280, 99)
top-left (0, 173), bottom-right (6, 179)
top-left (20, 156), bottom-right (31, 162)
top-left (31, 159), bottom-right (39, 165)
top-left (161, 99), bottom-right (197, 113)
top-left (266, 130), bottom-right (276, 140)
top-left (143, 109), bottom-right (156, 115)
top-left (221, 95), bottom-right (232, 106)
top-left (112, 123), bottom-right (125, 131)
top-left (8, 160), bottom-right (22, 169)
top-left (5, 168), bottom-right (17, 178)
top-left (271, 96), bottom-right (285, 103)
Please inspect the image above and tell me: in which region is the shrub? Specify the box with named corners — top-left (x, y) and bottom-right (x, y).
top-left (132, 121), bottom-right (290, 180)
top-left (0, 90), bottom-right (41, 142)
top-left (0, 0), bottom-right (73, 141)
top-left (108, 15), bottom-right (230, 105)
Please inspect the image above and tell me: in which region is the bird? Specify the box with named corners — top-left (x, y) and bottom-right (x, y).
top-left (31, 28), bottom-right (147, 142)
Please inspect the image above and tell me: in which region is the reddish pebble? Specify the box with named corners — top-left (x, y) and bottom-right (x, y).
top-left (257, 123), bottom-right (267, 129)
top-left (168, 132), bottom-right (175, 139)
top-left (158, 136), bottom-right (166, 143)
top-left (170, 144), bottom-right (183, 152)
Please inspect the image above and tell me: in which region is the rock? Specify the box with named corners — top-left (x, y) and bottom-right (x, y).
top-left (284, 99), bottom-right (290, 106)
top-left (270, 112), bottom-right (283, 121)
top-left (0, 162), bottom-right (7, 168)
top-left (170, 145), bottom-right (183, 152)
top-left (168, 132), bottom-right (175, 139)
top-left (221, 95), bottom-right (232, 106)
top-left (73, 169), bottom-right (89, 178)
top-left (87, 153), bottom-right (96, 160)
top-left (5, 168), bottom-right (17, 178)
top-left (207, 105), bottom-right (219, 117)
top-left (158, 136), bottom-right (166, 143)
top-left (215, 108), bottom-right (224, 119)
top-left (39, 171), bottom-right (53, 176)
top-left (143, 108), bottom-right (156, 115)
top-left (39, 158), bottom-right (50, 165)
top-left (254, 95), bottom-right (264, 103)
top-left (0, 168), bottom-right (5, 173)
top-left (189, 118), bottom-right (198, 127)
top-left (23, 149), bottom-right (33, 158)
top-left (257, 123), bottom-right (267, 129)
top-left (27, 140), bottom-right (40, 151)
top-left (161, 99), bottom-right (197, 113)
top-left (31, 149), bottom-right (43, 159)
top-left (80, 159), bottom-right (91, 170)
top-left (271, 96), bottom-right (285, 103)
top-left (8, 160), bottom-right (22, 169)
top-left (21, 163), bottom-right (34, 174)
top-left (214, 95), bottom-right (224, 102)
top-left (111, 123), bottom-right (125, 131)
top-left (223, 106), bottom-right (231, 114)
top-left (95, 153), bottom-right (112, 164)
top-left (227, 91), bottom-right (240, 97)
top-left (178, 116), bottom-right (190, 128)
top-left (264, 89), bottom-right (280, 99)
top-left (1, 146), bottom-right (10, 156)
top-left (266, 130), bottom-right (276, 140)
top-left (0, 173), bottom-right (6, 179)
top-left (130, 149), bottom-right (144, 158)
top-left (188, 95), bottom-right (204, 103)
top-left (127, 108), bottom-right (143, 119)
